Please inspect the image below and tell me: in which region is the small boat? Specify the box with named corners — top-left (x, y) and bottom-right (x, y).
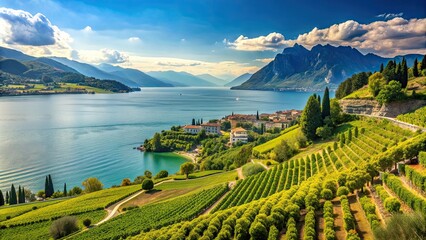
top-left (236, 97), bottom-right (239, 101)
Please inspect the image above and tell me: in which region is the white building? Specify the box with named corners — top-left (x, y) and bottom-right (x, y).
top-left (183, 125), bottom-right (202, 134)
top-left (230, 127), bottom-right (248, 144)
top-left (201, 123), bottom-right (221, 135)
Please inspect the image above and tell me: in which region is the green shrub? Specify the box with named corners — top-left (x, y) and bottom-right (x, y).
top-left (141, 179), bottom-right (154, 191)
top-left (373, 212), bottom-right (426, 240)
top-left (155, 170), bottom-right (169, 179)
top-left (321, 189), bottom-right (334, 200)
top-left (242, 163), bottom-right (265, 177)
top-left (50, 216), bottom-right (79, 239)
top-left (337, 186), bottom-right (349, 196)
top-left (268, 225), bottom-right (279, 240)
top-left (83, 218), bottom-right (91, 227)
top-left (384, 197), bottom-right (401, 213)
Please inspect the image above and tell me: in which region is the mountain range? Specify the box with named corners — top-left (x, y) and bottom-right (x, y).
top-left (233, 44), bottom-right (423, 90)
top-left (147, 71), bottom-right (217, 87)
top-left (225, 73), bottom-right (253, 87)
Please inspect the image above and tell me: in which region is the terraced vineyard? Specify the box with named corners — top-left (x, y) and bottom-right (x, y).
top-left (396, 106), bottom-right (426, 128)
top-left (72, 184), bottom-right (228, 240)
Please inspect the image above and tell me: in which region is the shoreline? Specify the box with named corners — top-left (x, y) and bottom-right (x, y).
top-left (175, 151), bottom-right (197, 164)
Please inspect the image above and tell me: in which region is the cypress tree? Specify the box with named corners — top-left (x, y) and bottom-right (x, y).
top-left (201, 118), bottom-right (203, 124)
top-left (191, 118), bottom-right (195, 125)
top-left (396, 62), bottom-right (402, 84)
top-left (45, 176), bottom-right (50, 198)
top-left (317, 95), bottom-right (321, 105)
top-left (48, 175), bottom-right (54, 196)
top-left (5, 191), bottom-right (9, 204)
top-left (340, 133), bottom-right (345, 147)
top-left (18, 186), bottom-right (22, 204)
top-left (300, 95), bottom-right (322, 140)
top-left (401, 58), bottom-right (408, 88)
top-left (355, 126), bottom-right (359, 138)
top-left (256, 110), bottom-right (259, 120)
top-left (10, 184), bottom-right (17, 205)
top-left (0, 190), bottom-right (4, 206)
top-left (380, 63), bottom-right (384, 73)
top-left (383, 60), bottom-right (396, 82)
top-left (321, 87), bottom-right (331, 119)
top-left (421, 55), bottom-right (426, 71)
top-left (347, 130), bottom-right (352, 143)
top-left (21, 187), bottom-right (25, 203)
top-left (413, 59), bottom-right (419, 77)
top-left (64, 183), bottom-right (67, 197)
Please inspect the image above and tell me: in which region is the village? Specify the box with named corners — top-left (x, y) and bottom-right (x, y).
top-left (182, 109), bottom-right (302, 144)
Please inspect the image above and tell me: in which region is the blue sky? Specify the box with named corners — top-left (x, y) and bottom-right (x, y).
top-left (0, 0), bottom-right (425, 78)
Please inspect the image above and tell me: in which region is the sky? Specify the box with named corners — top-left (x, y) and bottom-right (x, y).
top-left (0, 0), bottom-right (425, 79)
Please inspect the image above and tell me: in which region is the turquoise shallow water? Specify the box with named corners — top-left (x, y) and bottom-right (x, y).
top-left (0, 87), bottom-right (331, 192)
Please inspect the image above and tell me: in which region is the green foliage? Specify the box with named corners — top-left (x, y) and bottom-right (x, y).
top-left (359, 196), bottom-right (380, 229)
top-left (180, 162), bottom-right (195, 178)
top-left (368, 72), bottom-right (387, 97)
top-left (341, 195), bottom-right (356, 231)
top-left (82, 218), bottom-right (91, 228)
top-left (336, 72), bottom-right (370, 99)
top-left (373, 212), bottom-right (426, 240)
top-left (322, 87), bottom-right (331, 119)
top-left (383, 173), bottom-right (426, 214)
top-left (273, 140), bottom-right (295, 162)
top-left (384, 198), bottom-right (401, 213)
top-left (267, 225), bottom-right (279, 240)
top-left (397, 106), bottom-right (426, 128)
top-left (285, 217), bottom-right (298, 240)
top-left (242, 163), bottom-right (265, 177)
top-left (73, 184), bottom-right (228, 240)
top-left (300, 95), bottom-right (322, 140)
top-left (9, 185), bottom-right (17, 205)
top-left (316, 126), bottom-right (333, 139)
top-left (321, 189), bottom-right (334, 200)
top-left (303, 208), bottom-right (316, 240)
top-left (155, 170), bottom-right (169, 179)
top-left (82, 177), bottom-right (103, 193)
top-left (141, 179), bottom-right (154, 191)
top-left (404, 165), bottom-right (426, 192)
top-left (376, 80), bottom-right (404, 104)
top-left (49, 216), bottom-right (79, 239)
top-left (323, 201), bottom-right (336, 240)
top-left (337, 186), bottom-right (349, 196)
top-left (420, 152), bottom-right (426, 167)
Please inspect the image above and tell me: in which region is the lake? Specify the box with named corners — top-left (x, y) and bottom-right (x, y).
top-left (0, 87), bottom-right (331, 192)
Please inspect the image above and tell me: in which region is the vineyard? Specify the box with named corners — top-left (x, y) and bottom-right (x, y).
top-left (72, 184), bottom-right (229, 240)
top-left (396, 106), bottom-right (426, 128)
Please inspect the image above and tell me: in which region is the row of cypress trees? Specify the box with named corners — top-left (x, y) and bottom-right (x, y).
top-left (45, 174), bottom-right (55, 198)
top-left (300, 87), bottom-right (331, 140)
top-left (0, 184), bottom-right (26, 206)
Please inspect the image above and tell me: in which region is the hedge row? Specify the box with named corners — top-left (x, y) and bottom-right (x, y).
top-left (383, 173), bottom-right (426, 215)
top-left (375, 185), bottom-right (401, 213)
top-left (359, 196), bottom-right (380, 229)
top-left (323, 201), bottom-right (335, 240)
top-left (340, 195), bottom-right (356, 232)
top-left (285, 217), bottom-right (298, 240)
top-left (303, 207), bottom-right (316, 240)
top-left (405, 165), bottom-right (426, 192)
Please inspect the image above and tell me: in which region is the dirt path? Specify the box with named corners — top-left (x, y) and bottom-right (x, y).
top-left (348, 194), bottom-right (374, 240)
top-left (365, 186), bottom-right (388, 225)
top-left (236, 167), bottom-right (245, 180)
top-left (96, 180), bottom-right (173, 226)
top-left (316, 210), bottom-right (325, 240)
top-left (251, 159), bottom-right (269, 169)
top-left (331, 199), bottom-right (346, 240)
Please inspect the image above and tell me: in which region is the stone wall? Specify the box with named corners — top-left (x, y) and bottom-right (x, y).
top-left (339, 99), bottom-right (426, 118)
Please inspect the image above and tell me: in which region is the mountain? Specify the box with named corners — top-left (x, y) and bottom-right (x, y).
top-left (233, 44), bottom-right (423, 90)
top-left (51, 57), bottom-right (139, 87)
top-left (0, 46), bottom-right (35, 61)
top-left (196, 74), bottom-right (228, 86)
top-left (147, 71), bottom-right (216, 87)
top-left (97, 63), bottom-right (172, 87)
top-left (225, 73), bottom-right (253, 87)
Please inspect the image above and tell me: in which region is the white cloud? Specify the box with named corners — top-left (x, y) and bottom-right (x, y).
top-left (99, 48), bottom-right (128, 63)
top-left (0, 7), bottom-right (72, 57)
top-left (255, 58), bottom-right (274, 63)
top-left (225, 32), bottom-right (288, 51)
top-left (157, 61), bottom-right (201, 67)
top-left (227, 17), bottom-right (426, 57)
top-left (128, 37), bottom-right (141, 43)
top-left (82, 26), bottom-right (93, 33)
top-left (376, 12), bottom-right (404, 19)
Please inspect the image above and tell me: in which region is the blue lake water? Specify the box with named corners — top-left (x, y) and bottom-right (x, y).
top-left (0, 87), bottom-right (332, 192)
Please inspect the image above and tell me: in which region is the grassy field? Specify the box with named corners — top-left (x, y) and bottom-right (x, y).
top-left (1, 83), bottom-right (111, 94)
top-left (171, 170), bottom-right (224, 180)
top-left (0, 199), bottom-right (64, 222)
top-left (2, 185), bottom-right (140, 226)
top-left (156, 170), bottom-right (236, 190)
top-left (253, 126), bottom-right (300, 154)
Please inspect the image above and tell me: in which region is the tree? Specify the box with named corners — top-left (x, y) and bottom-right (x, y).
top-left (144, 170), bottom-right (152, 178)
top-left (340, 133), bottom-right (346, 147)
top-left (274, 140), bottom-right (295, 162)
top-left (69, 186), bottom-right (82, 196)
top-left (354, 127), bottom-right (359, 138)
top-left (401, 58), bottom-right (408, 88)
top-left (347, 129), bottom-right (352, 143)
top-left (50, 216), bottom-right (79, 239)
top-left (82, 177), bottom-right (103, 193)
top-left (63, 183), bottom-right (67, 197)
top-left (5, 191), bottom-right (9, 204)
top-left (330, 99), bottom-right (342, 125)
top-left (133, 175), bottom-right (146, 184)
top-left (413, 58), bottom-right (419, 77)
top-left (382, 60), bottom-right (396, 82)
top-left (18, 186), bottom-right (22, 203)
top-left (141, 179), bottom-right (154, 191)
top-left (45, 176), bottom-right (50, 198)
top-left (155, 170), bottom-right (168, 179)
top-left (192, 118), bottom-right (196, 125)
top-left (48, 175), bottom-right (54, 198)
top-left (421, 55), bottom-right (426, 71)
top-left (300, 95), bottom-right (322, 140)
top-left (9, 184), bottom-right (17, 205)
top-left (152, 133), bottom-right (162, 152)
top-left (322, 87), bottom-right (331, 119)
top-left (180, 162), bottom-right (195, 179)
top-left (368, 72), bottom-right (386, 97)
top-left (0, 190), bottom-right (4, 206)
top-left (376, 80), bottom-right (403, 104)
top-left (316, 126), bottom-right (333, 139)
top-left (380, 63), bottom-right (384, 73)
top-left (121, 178), bottom-right (131, 186)
top-left (83, 219), bottom-right (91, 228)
top-left (256, 110), bottom-right (259, 120)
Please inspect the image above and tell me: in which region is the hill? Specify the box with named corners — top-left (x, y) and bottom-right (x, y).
top-left (196, 74), bottom-right (228, 86)
top-left (147, 71), bottom-right (216, 87)
top-left (97, 63), bottom-right (172, 87)
top-left (233, 44), bottom-right (422, 91)
top-left (225, 73), bottom-right (253, 87)
top-left (51, 57), bottom-right (140, 87)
